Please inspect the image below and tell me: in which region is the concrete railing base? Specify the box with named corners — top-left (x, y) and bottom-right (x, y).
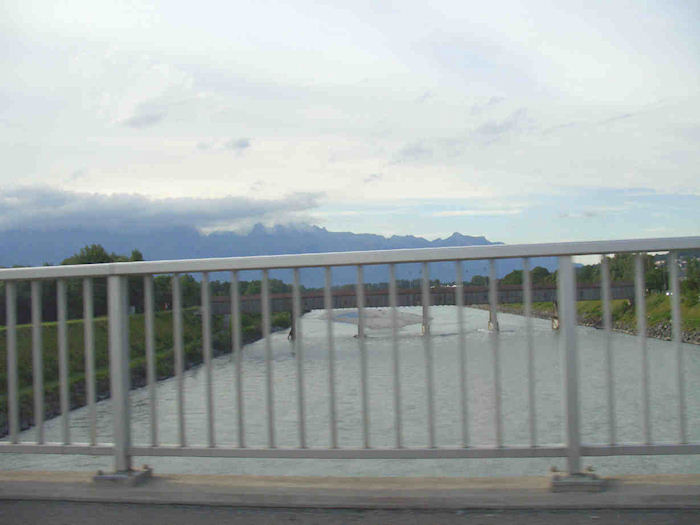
top-left (93, 466), bottom-right (153, 487)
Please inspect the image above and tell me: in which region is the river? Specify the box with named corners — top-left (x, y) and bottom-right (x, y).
top-left (2, 306), bottom-right (698, 477)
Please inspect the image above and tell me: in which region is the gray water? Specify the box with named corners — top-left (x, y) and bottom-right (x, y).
top-left (2, 306), bottom-right (699, 477)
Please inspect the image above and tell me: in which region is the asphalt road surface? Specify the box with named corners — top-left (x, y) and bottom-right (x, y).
top-left (1, 501), bottom-right (699, 525)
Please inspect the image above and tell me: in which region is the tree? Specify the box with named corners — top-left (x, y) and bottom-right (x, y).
top-left (470, 275), bottom-right (488, 286)
top-left (682, 257), bottom-right (700, 306)
top-left (531, 266), bottom-right (552, 285)
top-left (500, 270), bottom-right (522, 286)
top-left (576, 264), bottom-right (600, 284)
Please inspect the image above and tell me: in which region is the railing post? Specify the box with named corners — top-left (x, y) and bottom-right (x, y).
top-left (551, 257), bottom-right (604, 491)
top-left (108, 275), bottom-right (131, 472)
top-left (558, 256), bottom-right (580, 475)
top-left (96, 275), bottom-right (151, 484)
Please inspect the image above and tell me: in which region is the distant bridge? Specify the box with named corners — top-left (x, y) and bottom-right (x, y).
top-left (211, 282), bottom-right (635, 316)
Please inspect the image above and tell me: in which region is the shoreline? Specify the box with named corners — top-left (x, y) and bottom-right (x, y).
top-left (470, 304), bottom-right (700, 345)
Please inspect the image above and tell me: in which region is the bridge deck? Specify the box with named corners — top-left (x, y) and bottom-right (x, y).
top-left (0, 471), bottom-right (699, 510)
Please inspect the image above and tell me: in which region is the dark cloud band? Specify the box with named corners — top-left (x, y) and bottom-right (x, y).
top-left (0, 187), bottom-right (320, 232)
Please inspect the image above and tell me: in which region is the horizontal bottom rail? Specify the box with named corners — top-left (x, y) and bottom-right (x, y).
top-left (581, 444), bottom-right (700, 456)
top-left (130, 445), bottom-right (568, 459)
top-left (1, 442), bottom-right (698, 459)
top-left (0, 444), bottom-right (113, 455)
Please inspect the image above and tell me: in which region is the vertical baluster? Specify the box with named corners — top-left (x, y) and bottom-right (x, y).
top-left (57, 279), bottom-right (70, 444)
top-left (523, 258), bottom-right (536, 447)
top-left (635, 254), bottom-right (651, 444)
top-left (558, 256), bottom-right (581, 475)
top-left (31, 281), bottom-right (44, 444)
top-left (83, 278), bottom-right (97, 446)
top-left (231, 270), bottom-right (245, 448)
top-left (669, 251), bottom-right (686, 443)
top-left (601, 256), bottom-right (616, 445)
top-left (389, 264), bottom-right (403, 448)
top-left (107, 276), bottom-right (132, 472)
top-left (201, 272), bottom-right (215, 448)
top-left (357, 265), bottom-right (370, 448)
top-left (172, 274), bottom-right (186, 446)
top-left (324, 267), bottom-right (338, 448)
top-left (422, 262), bottom-right (435, 448)
top-left (143, 275), bottom-right (158, 447)
top-left (262, 269), bottom-right (275, 448)
top-left (5, 282), bottom-right (19, 443)
top-left (455, 261), bottom-right (469, 448)
top-left (293, 268), bottom-right (306, 448)
top-left (489, 260), bottom-right (502, 447)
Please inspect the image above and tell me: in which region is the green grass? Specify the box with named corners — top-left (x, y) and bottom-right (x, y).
top-left (0, 308), bottom-right (291, 435)
top-left (508, 295), bottom-right (700, 332)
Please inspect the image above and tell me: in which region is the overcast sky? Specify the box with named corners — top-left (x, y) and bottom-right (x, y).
top-left (2, 0), bottom-right (698, 243)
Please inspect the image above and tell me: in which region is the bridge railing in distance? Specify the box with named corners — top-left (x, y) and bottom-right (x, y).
top-left (1, 237), bottom-right (699, 482)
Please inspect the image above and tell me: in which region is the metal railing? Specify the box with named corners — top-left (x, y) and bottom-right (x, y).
top-left (1, 236), bottom-right (699, 476)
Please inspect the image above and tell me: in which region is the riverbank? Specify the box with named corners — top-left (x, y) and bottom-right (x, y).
top-left (0, 309), bottom-right (291, 438)
top-left (474, 296), bottom-right (700, 345)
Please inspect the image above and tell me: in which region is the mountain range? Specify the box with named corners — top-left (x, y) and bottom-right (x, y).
top-left (0, 224), bottom-right (558, 287)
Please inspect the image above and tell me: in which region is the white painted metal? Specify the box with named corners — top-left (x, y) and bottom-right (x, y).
top-left (0, 443), bottom-right (114, 455)
top-left (3, 236), bottom-right (700, 473)
top-left (57, 279), bottom-right (70, 444)
top-left (523, 258), bottom-right (536, 447)
top-left (261, 269), bottom-right (275, 448)
top-left (356, 265), bottom-right (370, 448)
top-left (389, 263), bottom-right (403, 449)
top-left (324, 267), bottom-right (338, 448)
top-left (83, 278), bottom-right (97, 446)
top-left (600, 256), bottom-right (616, 446)
top-left (231, 270), bottom-right (245, 448)
top-left (669, 251), bottom-right (686, 444)
top-left (31, 281), bottom-right (44, 444)
top-left (421, 262), bottom-right (435, 448)
top-left (635, 254), bottom-right (651, 444)
top-left (5, 282), bottom-right (18, 443)
top-left (455, 261), bottom-right (469, 448)
top-left (292, 268), bottom-right (306, 448)
top-left (107, 276), bottom-right (131, 472)
top-left (172, 274), bottom-right (186, 447)
top-left (558, 256), bottom-right (581, 475)
top-left (489, 260), bottom-right (503, 447)
top-left (129, 445), bottom-right (571, 459)
top-left (201, 272), bottom-right (215, 448)
top-left (143, 275), bottom-right (158, 447)
top-left (3, 237), bottom-right (699, 280)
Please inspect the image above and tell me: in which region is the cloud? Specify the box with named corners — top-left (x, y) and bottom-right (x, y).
top-left (470, 95), bottom-right (505, 115)
top-left (363, 173), bottom-right (382, 183)
top-left (393, 142), bottom-right (432, 163)
top-left (432, 208), bottom-right (522, 217)
top-left (0, 187), bottom-right (320, 232)
top-left (122, 111), bottom-right (166, 128)
top-left (474, 108), bottom-right (529, 140)
top-left (196, 138), bottom-right (252, 152)
top-left (225, 138), bottom-right (251, 152)
top-left (415, 90), bottom-right (432, 104)
top-left (599, 112), bottom-right (635, 125)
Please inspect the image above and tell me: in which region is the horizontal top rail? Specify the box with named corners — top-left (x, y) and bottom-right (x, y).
top-left (0, 236), bottom-right (698, 281)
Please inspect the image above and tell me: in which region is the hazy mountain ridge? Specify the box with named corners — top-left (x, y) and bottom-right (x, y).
top-left (0, 224), bottom-right (554, 286)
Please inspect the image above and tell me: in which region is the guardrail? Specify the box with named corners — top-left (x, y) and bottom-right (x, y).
top-left (1, 237), bottom-right (699, 480)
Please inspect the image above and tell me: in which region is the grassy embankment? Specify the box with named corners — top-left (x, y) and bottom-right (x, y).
top-left (0, 309), bottom-right (291, 436)
top-left (499, 295), bottom-right (700, 342)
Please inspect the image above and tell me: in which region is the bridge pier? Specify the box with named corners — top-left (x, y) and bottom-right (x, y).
top-left (551, 301), bottom-right (560, 330)
top-left (488, 261), bottom-right (500, 332)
